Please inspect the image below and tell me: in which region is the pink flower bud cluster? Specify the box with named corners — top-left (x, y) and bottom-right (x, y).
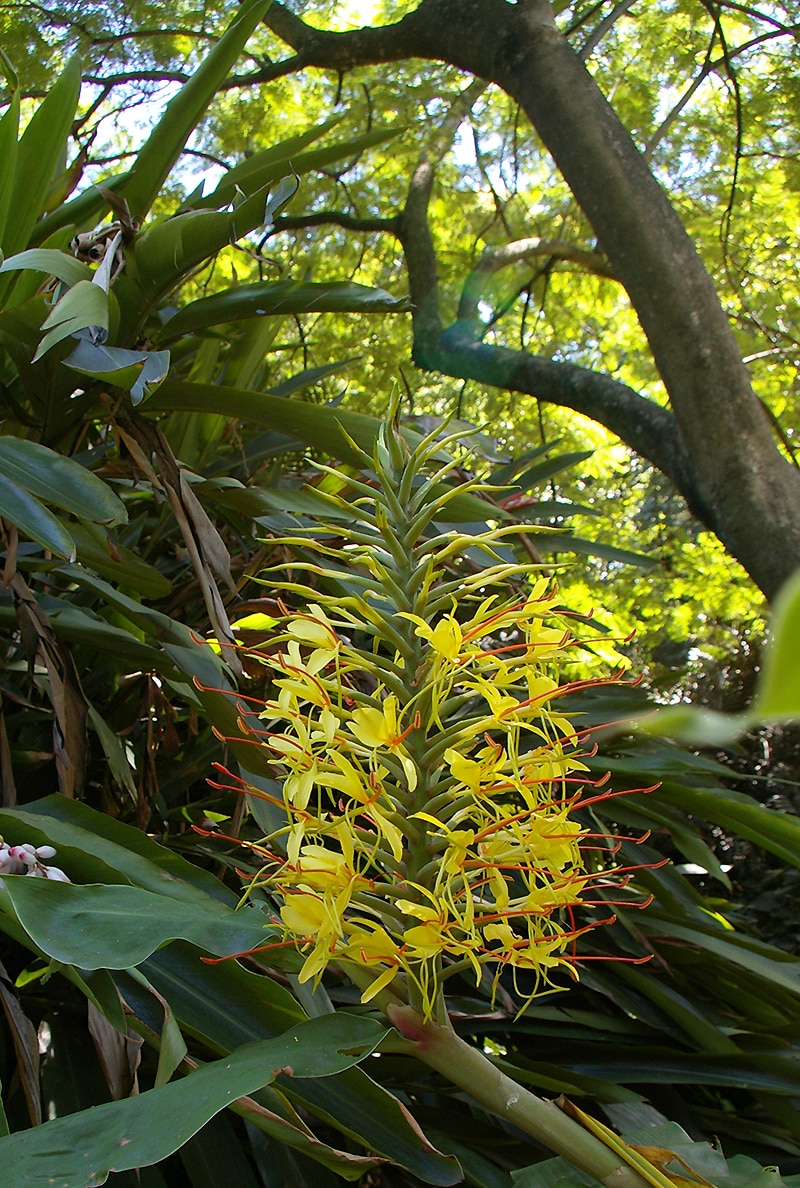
top-left (0, 841), bottom-right (70, 882)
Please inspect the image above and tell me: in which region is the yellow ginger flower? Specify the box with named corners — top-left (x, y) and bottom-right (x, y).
top-left (221, 412), bottom-right (645, 1021)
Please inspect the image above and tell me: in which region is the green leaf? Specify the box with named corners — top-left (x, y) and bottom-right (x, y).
top-left (0, 471), bottom-right (75, 557)
top-left (531, 531), bottom-right (654, 567)
top-left (86, 703), bottom-right (138, 801)
top-left (177, 116), bottom-right (343, 213)
top-left (156, 280), bottom-right (408, 342)
top-left (0, 247), bottom-right (92, 287)
top-left (0, 878), bottom-right (276, 968)
top-left (139, 946), bottom-right (463, 1185)
top-left (52, 567), bottom-right (274, 776)
top-left (0, 1014), bottom-right (388, 1188)
top-left (642, 567), bottom-right (800, 744)
top-left (191, 124), bottom-right (405, 212)
top-left (0, 797), bottom-right (239, 906)
top-left (0, 92), bottom-right (20, 248)
top-left (4, 55), bottom-right (81, 257)
top-left (32, 279), bottom-right (109, 361)
top-left (512, 450), bottom-right (595, 490)
top-left (70, 521), bottom-right (172, 599)
top-left (118, 0), bottom-right (273, 221)
top-left (31, 176), bottom-right (131, 248)
top-left (64, 339), bottom-right (171, 404)
top-left (0, 436), bottom-right (126, 525)
top-left (116, 185), bottom-right (279, 322)
top-left (751, 564), bottom-right (800, 719)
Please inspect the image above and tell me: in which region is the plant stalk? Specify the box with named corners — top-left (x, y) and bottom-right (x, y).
top-left (386, 1003), bottom-right (652, 1188)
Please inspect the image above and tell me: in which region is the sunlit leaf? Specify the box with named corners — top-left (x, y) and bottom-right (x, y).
top-left (118, 0), bottom-right (273, 221)
top-left (156, 280), bottom-right (408, 342)
top-left (3, 55), bottom-right (80, 257)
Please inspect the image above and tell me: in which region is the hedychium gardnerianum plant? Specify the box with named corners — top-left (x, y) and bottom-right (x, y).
top-left (211, 410), bottom-right (661, 1188)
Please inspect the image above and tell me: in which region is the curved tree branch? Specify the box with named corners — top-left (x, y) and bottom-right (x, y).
top-left (272, 211), bottom-right (399, 236)
top-left (457, 236), bottom-right (616, 324)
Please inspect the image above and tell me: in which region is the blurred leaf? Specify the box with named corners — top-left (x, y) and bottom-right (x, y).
top-left (643, 566), bottom-right (800, 743)
top-left (0, 92), bottom-right (20, 248)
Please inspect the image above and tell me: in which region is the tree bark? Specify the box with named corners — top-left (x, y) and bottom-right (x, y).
top-left (264, 0), bottom-right (800, 600)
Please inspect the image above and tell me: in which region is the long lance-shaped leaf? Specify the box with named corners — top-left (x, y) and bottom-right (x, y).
top-left (149, 380), bottom-right (398, 466)
top-left (189, 124), bottom-right (405, 212)
top-left (0, 472), bottom-right (75, 558)
top-left (113, 184), bottom-right (284, 333)
top-left (177, 115), bottom-right (343, 213)
top-left (149, 382), bottom-right (511, 523)
top-left (31, 175), bottom-right (130, 247)
top-left (118, 0), bottom-right (273, 222)
top-left (0, 436), bottom-right (126, 525)
top-left (139, 946), bottom-right (464, 1186)
top-left (0, 92), bottom-right (20, 248)
top-left (156, 280), bottom-right (409, 342)
top-left (0, 1014), bottom-right (387, 1188)
top-left (0, 248), bottom-right (92, 288)
top-left (2, 56), bottom-right (81, 258)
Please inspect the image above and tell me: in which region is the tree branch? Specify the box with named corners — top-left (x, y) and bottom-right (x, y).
top-left (457, 237), bottom-right (616, 324)
top-left (272, 211), bottom-right (399, 236)
top-left (418, 330), bottom-right (707, 521)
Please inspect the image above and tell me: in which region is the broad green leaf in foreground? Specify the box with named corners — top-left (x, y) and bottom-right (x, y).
top-left (64, 340), bottom-right (170, 405)
top-left (0, 878), bottom-right (275, 968)
top-left (32, 279), bottom-right (108, 361)
top-left (0, 1014), bottom-right (388, 1188)
top-left (0, 248), bottom-right (92, 287)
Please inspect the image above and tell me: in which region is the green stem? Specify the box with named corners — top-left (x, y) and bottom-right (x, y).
top-left (385, 1004), bottom-right (652, 1188)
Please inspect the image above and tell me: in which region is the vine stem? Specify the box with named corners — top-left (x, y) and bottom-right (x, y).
top-left (385, 1003), bottom-right (652, 1188)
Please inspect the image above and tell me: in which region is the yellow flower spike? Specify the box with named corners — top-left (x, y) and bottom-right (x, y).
top-left (217, 411), bottom-right (649, 1024)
